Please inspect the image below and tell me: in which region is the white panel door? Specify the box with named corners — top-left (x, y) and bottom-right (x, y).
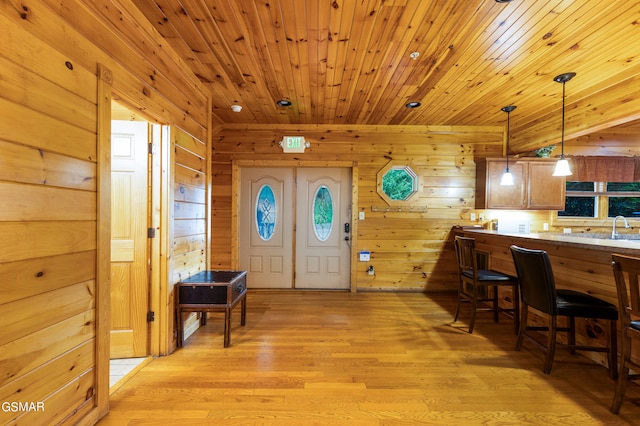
top-left (295, 168), bottom-right (351, 289)
top-left (110, 120), bottom-right (149, 358)
top-left (239, 168), bottom-right (294, 288)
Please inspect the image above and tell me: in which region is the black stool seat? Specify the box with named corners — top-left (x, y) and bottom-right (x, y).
top-left (556, 289), bottom-right (618, 320)
top-left (465, 269), bottom-right (516, 282)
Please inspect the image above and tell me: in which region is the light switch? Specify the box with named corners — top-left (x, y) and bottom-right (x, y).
top-left (359, 211), bottom-right (365, 220)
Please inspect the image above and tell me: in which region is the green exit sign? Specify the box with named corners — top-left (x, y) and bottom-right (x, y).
top-left (281, 136), bottom-right (308, 153)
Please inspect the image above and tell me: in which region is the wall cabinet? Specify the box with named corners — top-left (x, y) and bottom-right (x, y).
top-left (476, 158), bottom-right (566, 210)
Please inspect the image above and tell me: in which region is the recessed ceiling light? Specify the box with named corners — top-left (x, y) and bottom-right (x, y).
top-left (276, 99), bottom-right (292, 107)
top-left (406, 102), bottom-right (421, 109)
top-left (495, 0), bottom-right (514, 3)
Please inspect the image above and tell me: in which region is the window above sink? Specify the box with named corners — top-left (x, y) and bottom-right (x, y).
top-left (558, 181), bottom-right (640, 219)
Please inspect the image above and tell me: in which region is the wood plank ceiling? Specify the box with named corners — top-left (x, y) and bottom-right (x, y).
top-left (129, 0), bottom-right (640, 153)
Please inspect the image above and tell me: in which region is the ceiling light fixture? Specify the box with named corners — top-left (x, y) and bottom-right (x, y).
top-left (495, 0), bottom-right (514, 3)
top-left (231, 104), bottom-right (242, 113)
top-left (406, 101), bottom-right (421, 109)
top-left (410, 52), bottom-right (419, 60)
top-left (552, 72), bottom-right (576, 177)
top-left (276, 99), bottom-right (292, 107)
top-left (500, 105), bottom-right (516, 186)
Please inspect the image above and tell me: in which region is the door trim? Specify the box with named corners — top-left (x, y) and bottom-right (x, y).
top-left (232, 160), bottom-right (359, 292)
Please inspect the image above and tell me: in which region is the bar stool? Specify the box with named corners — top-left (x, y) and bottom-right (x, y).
top-left (453, 236), bottom-right (519, 334)
top-left (610, 253), bottom-right (640, 414)
top-left (510, 245), bottom-right (618, 377)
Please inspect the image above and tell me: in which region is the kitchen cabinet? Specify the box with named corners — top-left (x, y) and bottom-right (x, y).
top-left (475, 158), bottom-right (566, 210)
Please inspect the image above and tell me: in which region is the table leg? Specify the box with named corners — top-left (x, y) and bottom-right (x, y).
top-left (176, 308), bottom-right (183, 348)
top-left (224, 307), bottom-right (231, 348)
top-left (241, 295), bottom-right (247, 326)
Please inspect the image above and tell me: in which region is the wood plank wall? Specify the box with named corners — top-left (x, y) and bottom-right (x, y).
top-left (171, 128), bottom-right (210, 344)
top-left (0, 10), bottom-right (101, 425)
top-left (0, 1), bottom-right (210, 424)
top-left (211, 126), bottom-right (640, 292)
top-left (211, 124), bottom-right (505, 292)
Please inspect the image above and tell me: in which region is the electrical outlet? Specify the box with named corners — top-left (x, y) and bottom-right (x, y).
top-left (479, 214), bottom-right (485, 221)
top-left (368, 265), bottom-right (375, 275)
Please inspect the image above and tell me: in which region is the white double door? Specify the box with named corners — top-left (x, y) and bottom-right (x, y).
top-left (239, 167), bottom-right (351, 289)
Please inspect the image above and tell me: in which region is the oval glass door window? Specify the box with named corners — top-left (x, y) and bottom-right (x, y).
top-left (313, 186), bottom-right (334, 241)
top-left (256, 184), bottom-right (277, 240)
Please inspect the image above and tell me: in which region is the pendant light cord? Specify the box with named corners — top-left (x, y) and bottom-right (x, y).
top-left (560, 81), bottom-right (566, 159)
top-left (506, 111), bottom-right (510, 170)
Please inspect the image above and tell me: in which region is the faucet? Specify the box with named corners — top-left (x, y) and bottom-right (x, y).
top-left (612, 215), bottom-right (630, 239)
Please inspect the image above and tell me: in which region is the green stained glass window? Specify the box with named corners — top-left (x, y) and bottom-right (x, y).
top-left (382, 167), bottom-right (417, 201)
top-left (313, 186), bottom-right (333, 241)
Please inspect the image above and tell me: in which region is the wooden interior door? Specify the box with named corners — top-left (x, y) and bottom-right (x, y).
top-left (295, 168), bottom-right (351, 289)
top-left (110, 120), bottom-right (150, 358)
top-left (239, 168), bottom-right (294, 288)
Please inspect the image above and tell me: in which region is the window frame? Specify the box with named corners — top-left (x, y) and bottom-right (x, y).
top-left (376, 161), bottom-right (421, 206)
top-left (554, 180), bottom-right (640, 226)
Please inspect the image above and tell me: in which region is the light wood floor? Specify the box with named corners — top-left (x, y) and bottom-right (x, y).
top-left (98, 291), bottom-right (640, 425)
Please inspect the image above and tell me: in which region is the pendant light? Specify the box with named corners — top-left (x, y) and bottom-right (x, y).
top-left (500, 105), bottom-right (516, 186)
top-left (552, 72), bottom-right (576, 176)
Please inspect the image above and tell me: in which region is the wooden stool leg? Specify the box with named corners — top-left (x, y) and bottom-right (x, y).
top-left (611, 332), bottom-right (630, 414)
top-left (568, 316), bottom-right (576, 355)
top-left (544, 315), bottom-right (557, 375)
top-left (469, 286), bottom-right (478, 334)
top-left (609, 319), bottom-right (618, 380)
top-left (493, 285), bottom-right (499, 323)
top-left (513, 284), bottom-right (520, 335)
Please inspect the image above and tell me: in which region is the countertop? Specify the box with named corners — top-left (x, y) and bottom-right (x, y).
top-left (462, 229), bottom-right (640, 254)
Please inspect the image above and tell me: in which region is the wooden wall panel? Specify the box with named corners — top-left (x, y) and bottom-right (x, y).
top-left (0, 141), bottom-right (96, 191)
top-left (211, 125), bottom-right (504, 291)
top-left (170, 128), bottom-right (210, 348)
top-left (0, 342), bottom-right (94, 424)
top-left (0, 252), bottom-right (95, 306)
top-left (0, 1), bottom-right (212, 424)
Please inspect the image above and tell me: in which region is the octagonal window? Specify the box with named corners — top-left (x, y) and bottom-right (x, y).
top-left (381, 166), bottom-right (418, 201)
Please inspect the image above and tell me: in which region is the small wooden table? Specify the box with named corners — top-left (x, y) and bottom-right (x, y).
top-left (176, 270), bottom-right (247, 348)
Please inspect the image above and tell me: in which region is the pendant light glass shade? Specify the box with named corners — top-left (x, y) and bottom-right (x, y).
top-left (552, 158), bottom-right (572, 176)
top-left (500, 171), bottom-right (514, 185)
top-left (552, 72), bottom-right (576, 177)
top-left (500, 105), bottom-right (516, 186)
